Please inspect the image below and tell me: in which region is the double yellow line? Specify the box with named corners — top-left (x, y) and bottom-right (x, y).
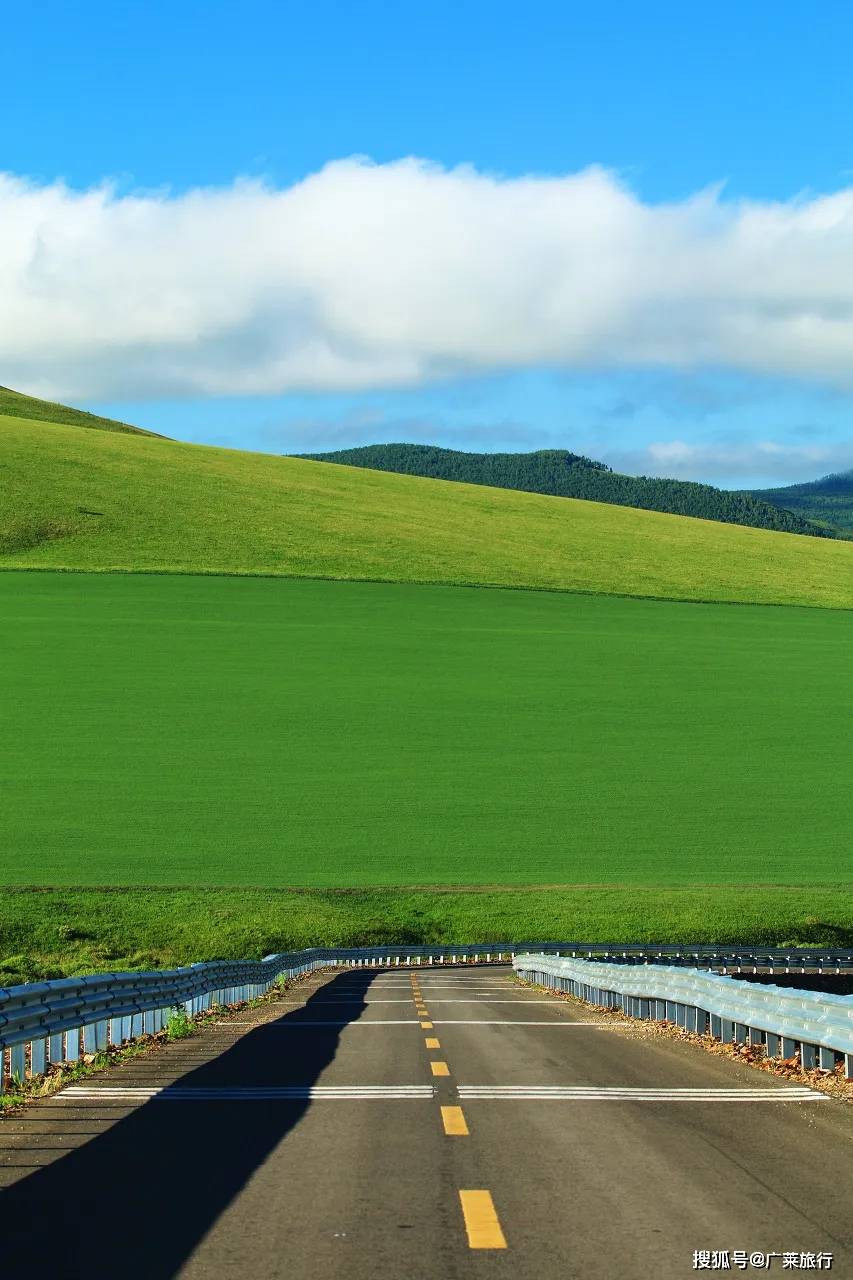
top-left (410, 971), bottom-right (507, 1249)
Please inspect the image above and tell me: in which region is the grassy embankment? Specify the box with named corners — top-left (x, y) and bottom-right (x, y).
top-left (3, 887), bottom-right (852, 987)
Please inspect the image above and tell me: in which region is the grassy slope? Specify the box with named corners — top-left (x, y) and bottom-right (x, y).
top-left (3, 573), bottom-right (851, 889)
top-left (302, 442), bottom-right (831, 539)
top-left (2, 414), bottom-right (853, 606)
top-left (0, 386), bottom-right (161, 437)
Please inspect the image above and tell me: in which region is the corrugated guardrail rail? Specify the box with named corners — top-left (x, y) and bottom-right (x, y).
top-left (514, 954), bottom-right (853, 1079)
top-left (2, 941), bottom-right (853, 1092)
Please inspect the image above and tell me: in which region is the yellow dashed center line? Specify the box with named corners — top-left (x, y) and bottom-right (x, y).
top-left (441, 1105), bottom-right (469, 1136)
top-left (459, 1190), bottom-right (507, 1249)
top-left (431, 1060), bottom-right (450, 1077)
top-left (424, 1037), bottom-right (440, 1049)
top-left (420, 1021), bottom-right (433, 1029)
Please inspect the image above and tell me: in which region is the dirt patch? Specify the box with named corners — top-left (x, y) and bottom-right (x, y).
top-left (0, 517), bottom-right (84, 556)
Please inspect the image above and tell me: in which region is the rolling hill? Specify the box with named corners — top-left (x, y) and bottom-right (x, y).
top-left (2, 408), bottom-right (853, 606)
top-left (298, 442), bottom-right (833, 539)
top-left (748, 469), bottom-right (853, 538)
top-left (0, 386), bottom-right (164, 437)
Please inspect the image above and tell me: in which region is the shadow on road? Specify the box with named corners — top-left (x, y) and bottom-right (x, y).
top-left (0, 968), bottom-right (376, 1277)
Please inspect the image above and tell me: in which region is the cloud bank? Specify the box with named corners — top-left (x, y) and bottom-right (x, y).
top-left (3, 158), bottom-right (853, 401)
top-left (604, 439), bottom-right (853, 486)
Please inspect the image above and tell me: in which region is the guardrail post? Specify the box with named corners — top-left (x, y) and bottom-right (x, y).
top-left (800, 1043), bottom-right (817, 1070)
top-left (31, 1037), bottom-right (47, 1075)
top-left (66, 1028), bottom-right (81, 1063)
top-left (818, 1047), bottom-right (835, 1071)
top-left (845, 1053), bottom-right (853, 1081)
top-left (781, 1036), bottom-right (796, 1058)
top-left (49, 1031), bottom-right (64, 1062)
top-left (10, 1042), bottom-right (26, 1083)
top-left (83, 1024), bottom-right (98, 1053)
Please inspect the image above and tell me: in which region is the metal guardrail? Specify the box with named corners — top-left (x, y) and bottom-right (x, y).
top-left (3, 941), bottom-right (853, 1093)
top-left (514, 954), bottom-right (853, 1080)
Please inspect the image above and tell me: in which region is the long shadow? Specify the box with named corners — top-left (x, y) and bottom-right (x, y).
top-left (0, 968), bottom-right (379, 1277)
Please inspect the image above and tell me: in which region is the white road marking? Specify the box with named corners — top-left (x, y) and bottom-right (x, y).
top-left (250, 1019), bottom-right (610, 1028)
top-left (456, 1086), bottom-right (825, 1101)
top-left (61, 1085), bottom-right (436, 1101)
top-left (262, 1020), bottom-right (422, 1027)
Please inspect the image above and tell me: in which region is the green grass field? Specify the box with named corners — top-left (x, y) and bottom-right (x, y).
top-left (3, 572), bottom-right (851, 890)
top-left (3, 412), bottom-right (853, 606)
top-left (2, 401), bottom-right (852, 976)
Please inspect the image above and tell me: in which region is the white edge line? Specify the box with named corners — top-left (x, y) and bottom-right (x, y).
top-left (454, 1095), bottom-right (827, 1102)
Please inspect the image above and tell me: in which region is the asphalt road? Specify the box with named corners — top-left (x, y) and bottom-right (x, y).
top-left (1, 965), bottom-right (851, 1278)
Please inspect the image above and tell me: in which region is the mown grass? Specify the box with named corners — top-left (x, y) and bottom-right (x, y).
top-left (2, 573), bottom-right (851, 890)
top-left (2, 886), bottom-right (851, 987)
top-left (2, 414), bottom-right (852, 606)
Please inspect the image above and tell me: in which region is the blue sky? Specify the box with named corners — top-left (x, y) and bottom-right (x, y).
top-left (3, 0), bottom-right (853, 486)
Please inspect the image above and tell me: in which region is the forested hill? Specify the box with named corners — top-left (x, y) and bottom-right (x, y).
top-left (298, 444), bottom-right (834, 539)
top-left (747, 470), bottom-right (853, 538)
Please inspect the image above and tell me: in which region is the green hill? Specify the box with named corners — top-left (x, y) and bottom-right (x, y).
top-left (0, 386), bottom-right (163, 437)
top-left (748, 469), bottom-right (853, 538)
top-left (299, 442), bottom-right (833, 539)
top-left (2, 410), bottom-right (853, 606)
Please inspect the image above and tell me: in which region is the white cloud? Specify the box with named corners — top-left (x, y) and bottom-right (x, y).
top-left (3, 158), bottom-right (853, 400)
top-left (603, 438), bottom-right (853, 486)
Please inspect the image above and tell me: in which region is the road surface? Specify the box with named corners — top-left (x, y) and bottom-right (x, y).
top-left (1, 965), bottom-right (851, 1278)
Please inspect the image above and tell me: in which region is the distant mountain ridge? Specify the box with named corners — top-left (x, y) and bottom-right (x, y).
top-left (298, 444), bottom-right (835, 539)
top-left (747, 469), bottom-right (853, 538)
